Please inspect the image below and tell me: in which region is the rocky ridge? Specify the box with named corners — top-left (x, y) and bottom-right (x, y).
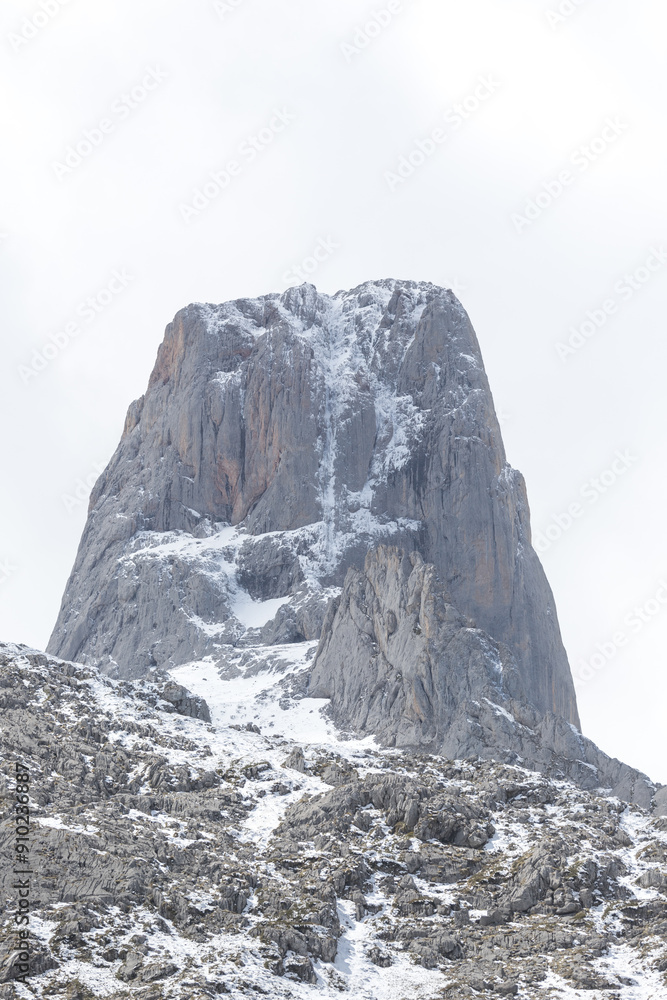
top-left (0, 641), bottom-right (665, 999)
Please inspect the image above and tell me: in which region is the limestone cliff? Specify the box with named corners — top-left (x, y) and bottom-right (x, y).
top-left (309, 545), bottom-right (651, 805)
top-left (48, 279), bottom-right (579, 730)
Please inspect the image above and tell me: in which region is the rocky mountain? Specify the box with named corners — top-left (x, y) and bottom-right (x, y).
top-left (48, 280), bottom-right (576, 727)
top-left (2, 277), bottom-right (660, 996)
top-left (46, 279), bottom-right (658, 802)
top-left (1, 640), bottom-right (666, 999)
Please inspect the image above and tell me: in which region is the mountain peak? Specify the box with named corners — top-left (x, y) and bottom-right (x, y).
top-left (51, 281), bottom-right (577, 745)
top-left (31, 280), bottom-right (667, 994)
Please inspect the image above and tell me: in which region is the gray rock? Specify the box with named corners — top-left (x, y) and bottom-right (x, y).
top-left (367, 946), bottom-right (393, 967)
top-left (654, 785), bottom-right (667, 816)
top-left (283, 955), bottom-right (317, 983)
top-left (137, 960), bottom-right (180, 983)
top-left (48, 280), bottom-right (578, 731)
top-left (154, 679), bottom-right (211, 722)
top-left (0, 641), bottom-right (664, 997)
top-left (0, 941), bottom-right (57, 983)
top-left (638, 870), bottom-right (667, 890)
top-left (282, 747), bottom-right (306, 773)
top-left (117, 950), bottom-right (144, 982)
top-left (309, 545), bottom-right (655, 806)
top-left (320, 761), bottom-right (358, 786)
top-left (309, 545), bottom-right (524, 746)
top-left (479, 907), bottom-right (511, 926)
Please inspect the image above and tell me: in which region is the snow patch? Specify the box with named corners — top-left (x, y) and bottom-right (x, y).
top-left (483, 698), bottom-right (515, 723)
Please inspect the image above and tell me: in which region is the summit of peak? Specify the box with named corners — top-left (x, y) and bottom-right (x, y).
top-left (50, 280), bottom-right (577, 742)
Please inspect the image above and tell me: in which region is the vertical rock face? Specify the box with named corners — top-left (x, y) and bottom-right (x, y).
top-left (309, 545), bottom-right (527, 749)
top-left (48, 279), bottom-right (579, 729)
top-left (308, 545), bottom-right (650, 802)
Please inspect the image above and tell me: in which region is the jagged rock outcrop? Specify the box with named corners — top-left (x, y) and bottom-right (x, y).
top-left (309, 546), bottom-right (655, 806)
top-left (48, 279), bottom-right (578, 731)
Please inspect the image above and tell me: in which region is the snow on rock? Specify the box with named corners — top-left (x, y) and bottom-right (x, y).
top-left (47, 279), bottom-right (581, 750)
top-left (1, 640), bottom-right (666, 999)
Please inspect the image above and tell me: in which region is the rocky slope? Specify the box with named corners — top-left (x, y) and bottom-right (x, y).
top-left (48, 280), bottom-right (578, 729)
top-left (29, 278), bottom-right (667, 995)
top-left (1, 641), bottom-right (666, 1000)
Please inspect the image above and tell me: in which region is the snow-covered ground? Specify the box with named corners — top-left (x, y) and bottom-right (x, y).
top-left (170, 641), bottom-right (379, 760)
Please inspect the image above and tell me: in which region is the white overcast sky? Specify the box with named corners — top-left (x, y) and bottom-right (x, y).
top-left (1, 0), bottom-right (666, 782)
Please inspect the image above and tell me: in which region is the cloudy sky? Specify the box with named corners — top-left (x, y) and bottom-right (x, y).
top-left (1, 0), bottom-right (666, 782)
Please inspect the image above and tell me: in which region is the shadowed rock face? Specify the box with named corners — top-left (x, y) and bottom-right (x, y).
top-left (309, 546), bottom-right (652, 805)
top-left (48, 278), bottom-right (578, 729)
top-left (309, 545), bottom-right (527, 749)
